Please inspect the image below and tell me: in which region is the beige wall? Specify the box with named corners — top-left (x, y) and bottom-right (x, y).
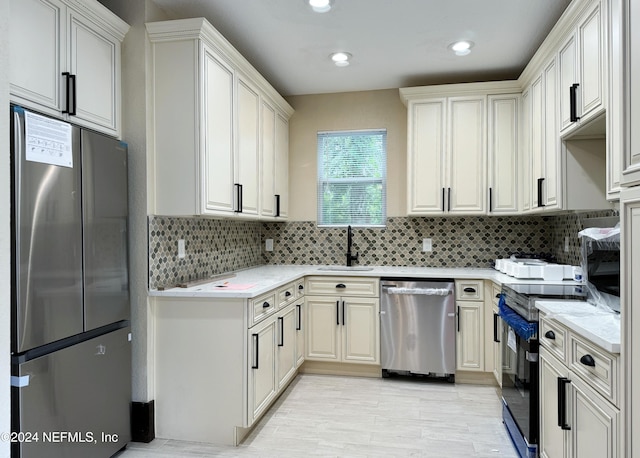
top-left (286, 89), bottom-right (407, 221)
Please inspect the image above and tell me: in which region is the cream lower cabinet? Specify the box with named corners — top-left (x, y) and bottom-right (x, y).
top-left (539, 314), bottom-right (620, 458)
top-left (455, 280), bottom-right (485, 372)
top-left (295, 302), bottom-right (305, 367)
top-left (487, 282), bottom-right (502, 386)
top-left (305, 296), bottom-right (379, 364)
top-left (248, 315), bottom-right (277, 424)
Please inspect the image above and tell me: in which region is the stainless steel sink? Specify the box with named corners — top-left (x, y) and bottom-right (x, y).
top-left (317, 266), bottom-right (374, 271)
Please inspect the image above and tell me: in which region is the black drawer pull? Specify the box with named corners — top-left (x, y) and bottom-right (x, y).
top-left (262, 302), bottom-right (270, 308)
top-left (495, 293), bottom-right (501, 298)
top-left (545, 330), bottom-right (556, 340)
top-left (285, 291), bottom-right (292, 297)
top-left (580, 354), bottom-right (596, 367)
top-left (336, 283), bottom-right (346, 289)
top-left (298, 284), bottom-right (304, 290)
top-left (463, 287), bottom-right (476, 293)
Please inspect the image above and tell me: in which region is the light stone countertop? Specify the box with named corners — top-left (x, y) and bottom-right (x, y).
top-left (149, 264), bottom-right (581, 299)
top-left (536, 300), bottom-right (621, 354)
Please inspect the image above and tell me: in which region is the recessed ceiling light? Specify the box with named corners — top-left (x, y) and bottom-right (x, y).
top-left (449, 40), bottom-right (474, 56)
top-left (330, 52), bottom-right (351, 67)
top-left (308, 0), bottom-right (333, 13)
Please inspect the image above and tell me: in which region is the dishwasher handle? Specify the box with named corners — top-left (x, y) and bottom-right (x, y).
top-left (383, 287), bottom-right (452, 296)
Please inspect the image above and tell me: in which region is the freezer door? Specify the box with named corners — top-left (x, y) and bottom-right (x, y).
top-left (11, 107), bottom-right (84, 353)
top-left (81, 130), bottom-right (129, 330)
top-left (13, 327), bottom-right (132, 458)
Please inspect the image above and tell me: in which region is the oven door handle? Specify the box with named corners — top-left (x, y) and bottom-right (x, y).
top-left (557, 377), bottom-right (572, 430)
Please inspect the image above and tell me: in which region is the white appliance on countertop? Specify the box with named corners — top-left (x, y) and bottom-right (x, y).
top-left (495, 256), bottom-right (576, 281)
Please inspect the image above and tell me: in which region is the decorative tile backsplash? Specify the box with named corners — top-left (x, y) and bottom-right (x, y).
top-left (148, 216), bottom-right (262, 290)
top-left (147, 211), bottom-right (619, 289)
top-left (261, 216), bottom-right (553, 268)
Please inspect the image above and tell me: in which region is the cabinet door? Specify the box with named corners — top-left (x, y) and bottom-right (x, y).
top-left (530, 75), bottom-right (544, 210)
top-left (342, 297), bottom-right (379, 364)
top-left (248, 319), bottom-right (277, 423)
top-left (203, 47), bottom-right (235, 214)
top-left (236, 77), bottom-right (260, 216)
top-left (492, 305), bottom-right (502, 386)
top-left (9, 0), bottom-right (65, 113)
top-left (543, 58), bottom-right (560, 209)
top-left (621, 186), bottom-right (640, 457)
top-left (456, 301), bottom-right (484, 371)
top-left (623, 0), bottom-right (640, 185)
top-left (539, 347), bottom-right (570, 458)
top-left (261, 101), bottom-right (276, 217)
top-left (305, 296), bottom-right (340, 361)
top-left (447, 97), bottom-right (486, 214)
top-left (407, 100), bottom-right (446, 214)
top-left (276, 305), bottom-right (297, 389)
top-left (578, 0), bottom-right (605, 121)
top-left (520, 88), bottom-right (532, 212)
top-left (68, 6), bottom-right (120, 134)
top-left (559, 33), bottom-right (578, 133)
top-left (274, 114), bottom-right (289, 218)
top-left (295, 302), bottom-right (304, 368)
top-left (487, 94), bottom-right (519, 214)
top-left (570, 372), bottom-right (620, 458)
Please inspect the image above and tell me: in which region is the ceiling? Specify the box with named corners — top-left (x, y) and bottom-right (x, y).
top-left (150, 0), bottom-right (572, 97)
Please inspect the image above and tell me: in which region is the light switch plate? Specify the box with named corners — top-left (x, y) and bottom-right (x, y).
top-left (178, 239), bottom-right (185, 258)
top-left (422, 238), bottom-right (432, 252)
top-left (265, 239), bottom-right (274, 252)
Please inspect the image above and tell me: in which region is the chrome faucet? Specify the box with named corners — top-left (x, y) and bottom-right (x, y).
top-left (346, 225), bottom-right (359, 266)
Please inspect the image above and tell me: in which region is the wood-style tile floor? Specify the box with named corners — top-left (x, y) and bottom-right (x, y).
top-left (117, 374), bottom-right (519, 457)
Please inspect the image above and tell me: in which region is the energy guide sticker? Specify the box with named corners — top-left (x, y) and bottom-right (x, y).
top-left (25, 111), bottom-right (73, 168)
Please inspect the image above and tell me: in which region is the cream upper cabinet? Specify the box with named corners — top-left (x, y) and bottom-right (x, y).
top-left (147, 18), bottom-right (293, 218)
top-left (622, 0), bottom-right (640, 186)
top-left (9, 0), bottom-right (128, 137)
top-left (520, 88), bottom-right (532, 212)
top-left (559, 0), bottom-right (607, 135)
top-left (487, 94), bottom-right (519, 214)
top-left (275, 114), bottom-right (290, 219)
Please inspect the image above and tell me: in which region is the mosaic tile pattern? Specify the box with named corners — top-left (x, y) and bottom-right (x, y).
top-left (261, 216), bottom-right (554, 268)
top-left (548, 210), bottom-right (619, 265)
top-left (148, 216), bottom-right (263, 290)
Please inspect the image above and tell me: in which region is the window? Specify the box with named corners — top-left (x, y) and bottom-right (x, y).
top-left (317, 129), bottom-right (387, 227)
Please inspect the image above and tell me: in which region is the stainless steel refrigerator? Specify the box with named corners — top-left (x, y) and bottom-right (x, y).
top-left (10, 105), bottom-right (131, 458)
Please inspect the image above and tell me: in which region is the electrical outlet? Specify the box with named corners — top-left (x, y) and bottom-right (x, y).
top-left (422, 238), bottom-right (432, 252)
top-left (564, 236), bottom-right (570, 253)
top-left (265, 239), bottom-right (274, 252)
top-left (178, 239), bottom-right (185, 258)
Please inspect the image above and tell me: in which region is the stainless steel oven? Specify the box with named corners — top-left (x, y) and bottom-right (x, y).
top-left (499, 283), bottom-right (586, 458)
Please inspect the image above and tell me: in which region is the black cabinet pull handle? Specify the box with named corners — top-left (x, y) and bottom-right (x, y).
top-left (252, 333), bottom-right (259, 369)
top-left (278, 317), bottom-right (284, 347)
top-left (62, 72), bottom-right (71, 114)
top-left (442, 188), bottom-right (446, 212)
top-left (489, 187), bottom-right (493, 213)
top-left (537, 177), bottom-right (546, 208)
top-left (580, 354), bottom-right (596, 367)
top-left (557, 377), bottom-right (571, 430)
top-left (448, 187), bottom-right (451, 212)
top-left (336, 283), bottom-right (346, 289)
top-left (342, 300), bottom-right (345, 326)
top-left (545, 330), bottom-right (556, 340)
top-left (234, 184), bottom-right (243, 213)
top-left (275, 194), bottom-right (281, 217)
top-left (298, 284), bottom-right (304, 290)
top-left (457, 306), bottom-right (461, 332)
top-left (69, 74), bottom-right (76, 115)
top-left (463, 287), bottom-right (476, 293)
top-left (570, 83), bottom-right (580, 122)
top-left (285, 291), bottom-right (292, 297)
top-left (296, 304), bottom-right (301, 331)
top-left (493, 313), bottom-right (500, 343)
top-left (336, 300), bottom-right (340, 325)
top-left (495, 293), bottom-right (501, 298)
top-left (262, 301), bottom-right (270, 308)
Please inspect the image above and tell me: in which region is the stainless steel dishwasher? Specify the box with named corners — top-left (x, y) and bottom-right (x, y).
top-left (380, 278), bottom-right (456, 379)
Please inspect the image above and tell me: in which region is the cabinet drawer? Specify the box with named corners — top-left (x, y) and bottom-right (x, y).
top-left (277, 282), bottom-right (296, 308)
top-left (455, 280), bottom-right (484, 301)
top-left (294, 279), bottom-right (305, 299)
top-left (492, 283), bottom-right (501, 306)
top-left (569, 333), bottom-right (618, 405)
top-left (540, 318), bottom-right (569, 364)
top-left (249, 291), bottom-right (277, 327)
top-left (305, 276), bottom-right (379, 297)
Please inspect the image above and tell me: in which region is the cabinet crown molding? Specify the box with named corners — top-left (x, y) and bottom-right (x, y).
top-left (146, 17), bottom-right (293, 118)
top-left (66, 0), bottom-right (130, 39)
top-left (399, 81), bottom-right (521, 106)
